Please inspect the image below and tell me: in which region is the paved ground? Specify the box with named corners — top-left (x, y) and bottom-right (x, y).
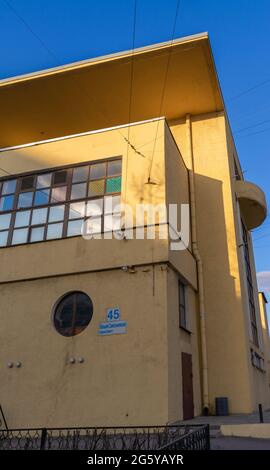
top-left (181, 409), bottom-right (270, 426)
top-left (211, 436), bottom-right (270, 450)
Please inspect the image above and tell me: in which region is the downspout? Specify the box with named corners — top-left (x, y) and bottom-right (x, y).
top-left (186, 114), bottom-right (209, 414)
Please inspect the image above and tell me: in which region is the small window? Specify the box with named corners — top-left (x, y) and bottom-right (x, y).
top-left (0, 213), bottom-right (12, 230)
top-left (53, 291), bottom-right (93, 337)
top-left (71, 183), bottom-right (87, 200)
top-left (72, 166), bottom-right (89, 183)
top-left (0, 231), bottom-right (9, 247)
top-left (51, 186), bottom-right (67, 203)
top-left (88, 180), bottom-right (105, 197)
top-left (107, 160), bottom-right (122, 176)
top-left (106, 176), bottom-right (121, 193)
top-left (0, 195), bottom-right (14, 211)
top-left (179, 281), bottom-right (187, 330)
top-left (90, 163), bottom-right (106, 180)
top-left (2, 179), bottom-right (17, 195)
top-left (14, 210), bottom-right (31, 228)
top-left (34, 189), bottom-right (50, 206)
top-left (18, 192), bottom-right (34, 208)
top-left (37, 173), bottom-right (52, 189)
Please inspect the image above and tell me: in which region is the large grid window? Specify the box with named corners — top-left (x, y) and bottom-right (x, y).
top-left (0, 158), bottom-right (122, 247)
top-left (242, 220), bottom-right (259, 347)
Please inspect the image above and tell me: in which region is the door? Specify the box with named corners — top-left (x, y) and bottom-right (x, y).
top-left (181, 352), bottom-right (194, 420)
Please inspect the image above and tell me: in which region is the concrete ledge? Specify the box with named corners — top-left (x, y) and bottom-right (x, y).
top-left (220, 424), bottom-right (270, 439)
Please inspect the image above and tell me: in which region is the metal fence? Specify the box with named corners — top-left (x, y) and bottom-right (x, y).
top-left (0, 424), bottom-right (210, 451)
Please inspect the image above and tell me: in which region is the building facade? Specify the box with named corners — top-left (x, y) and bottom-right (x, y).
top-left (0, 33), bottom-right (269, 428)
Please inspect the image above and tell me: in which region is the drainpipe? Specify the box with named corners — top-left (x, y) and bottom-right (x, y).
top-left (186, 114), bottom-right (209, 414)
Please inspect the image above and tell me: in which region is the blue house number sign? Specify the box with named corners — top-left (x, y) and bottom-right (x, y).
top-left (106, 308), bottom-right (121, 322)
top-left (98, 308), bottom-right (127, 336)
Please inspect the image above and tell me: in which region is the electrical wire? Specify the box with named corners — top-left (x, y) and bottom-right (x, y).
top-left (237, 125), bottom-right (270, 139)
top-left (228, 77), bottom-right (270, 102)
top-left (235, 117), bottom-right (270, 134)
top-left (253, 232), bottom-right (270, 242)
top-left (1, 0), bottom-right (147, 160)
top-left (147, 0), bottom-right (181, 182)
top-left (124, 0), bottom-right (137, 204)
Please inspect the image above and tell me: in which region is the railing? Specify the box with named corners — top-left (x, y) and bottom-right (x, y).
top-left (0, 424), bottom-right (210, 451)
top-left (158, 425), bottom-right (210, 450)
top-left (0, 405), bottom-right (8, 431)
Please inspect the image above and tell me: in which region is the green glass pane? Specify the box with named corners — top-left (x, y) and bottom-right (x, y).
top-left (88, 179), bottom-right (105, 197)
top-left (106, 177), bottom-right (121, 194)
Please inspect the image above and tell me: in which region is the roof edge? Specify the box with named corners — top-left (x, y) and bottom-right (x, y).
top-left (0, 32), bottom-right (209, 87)
top-left (259, 292), bottom-right (268, 304)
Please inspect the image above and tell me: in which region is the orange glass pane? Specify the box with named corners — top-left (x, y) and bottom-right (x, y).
top-left (88, 179), bottom-right (105, 197)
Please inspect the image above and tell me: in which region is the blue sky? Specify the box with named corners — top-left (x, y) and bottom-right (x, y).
top-left (0, 0), bottom-right (270, 311)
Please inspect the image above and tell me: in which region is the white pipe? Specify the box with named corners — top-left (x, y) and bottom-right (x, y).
top-left (186, 114), bottom-right (209, 413)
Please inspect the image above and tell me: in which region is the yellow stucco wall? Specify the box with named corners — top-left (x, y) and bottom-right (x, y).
top-left (169, 112), bottom-right (270, 413)
top-left (1, 112), bottom-right (269, 426)
top-left (0, 119), bottom-right (200, 427)
top-left (166, 267), bottom-right (202, 422)
top-left (0, 267), bottom-right (170, 428)
top-left (0, 120), bottom-right (167, 282)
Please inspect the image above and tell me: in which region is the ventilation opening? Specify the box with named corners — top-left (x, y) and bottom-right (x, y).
top-left (20, 176), bottom-right (35, 191)
top-left (53, 170), bottom-right (68, 185)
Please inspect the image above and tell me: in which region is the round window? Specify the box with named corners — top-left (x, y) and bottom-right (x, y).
top-left (54, 291), bottom-right (93, 337)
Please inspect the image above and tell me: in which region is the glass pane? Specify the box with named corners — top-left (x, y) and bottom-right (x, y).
top-left (46, 222), bottom-right (63, 240)
top-left (106, 176), bottom-right (121, 193)
top-left (104, 214), bottom-right (121, 232)
top-left (107, 160), bottom-right (122, 176)
top-left (30, 226), bottom-right (45, 242)
top-left (67, 219), bottom-right (84, 237)
top-left (2, 179), bottom-right (17, 194)
top-left (90, 163), bottom-right (106, 180)
top-left (76, 292), bottom-right (93, 327)
top-left (18, 192), bottom-right (33, 208)
top-left (88, 180), bottom-right (105, 197)
top-left (104, 195), bottom-right (121, 214)
top-left (34, 189), bottom-right (49, 206)
top-left (0, 213), bottom-right (12, 230)
top-left (14, 210), bottom-right (31, 228)
top-left (54, 295), bottom-right (74, 331)
top-left (36, 173), bottom-right (52, 188)
top-left (70, 183), bottom-right (87, 200)
top-left (12, 228), bottom-right (28, 245)
top-left (86, 198), bottom-right (103, 217)
top-left (49, 205), bottom-right (65, 222)
top-left (83, 216), bottom-right (101, 235)
top-left (0, 195), bottom-right (14, 211)
top-left (69, 202), bottom-right (86, 219)
top-left (51, 186), bottom-right (67, 203)
top-left (180, 306), bottom-right (186, 328)
top-left (72, 166), bottom-right (89, 183)
top-left (0, 230), bottom-right (9, 247)
top-left (32, 208), bottom-right (48, 225)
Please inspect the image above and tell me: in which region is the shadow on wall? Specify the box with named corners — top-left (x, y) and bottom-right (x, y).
top-left (193, 172), bottom-right (253, 415)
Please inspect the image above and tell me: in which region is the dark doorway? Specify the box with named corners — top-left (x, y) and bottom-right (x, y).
top-left (181, 352), bottom-right (194, 420)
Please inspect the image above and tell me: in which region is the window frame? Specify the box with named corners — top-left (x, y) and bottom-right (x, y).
top-left (53, 290), bottom-right (93, 337)
top-left (241, 220), bottom-right (259, 348)
top-left (0, 156), bottom-right (122, 248)
top-left (179, 280), bottom-right (189, 331)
